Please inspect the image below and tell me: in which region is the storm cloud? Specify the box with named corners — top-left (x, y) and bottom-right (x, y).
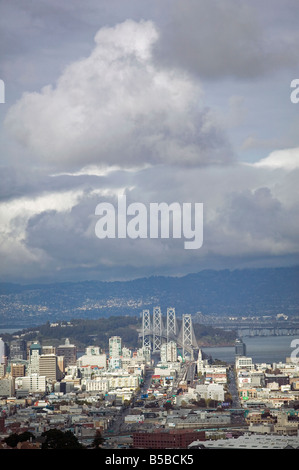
top-left (1, 2), bottom-right (299, 283)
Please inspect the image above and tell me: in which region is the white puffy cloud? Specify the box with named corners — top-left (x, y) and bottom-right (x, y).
top-left (4, 19), bottom-right (232, 172)
top-left (252, 147), bottom-right (299, 171)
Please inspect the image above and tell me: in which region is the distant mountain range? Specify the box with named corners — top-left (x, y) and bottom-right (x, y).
top-left (0, 266), bottom-right (298, 327)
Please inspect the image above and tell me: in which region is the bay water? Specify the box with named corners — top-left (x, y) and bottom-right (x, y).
top-left (202, 335), bottom-right (299, 364)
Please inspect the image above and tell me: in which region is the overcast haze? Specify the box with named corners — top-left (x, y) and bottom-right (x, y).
top-left (0, 0), bottom-right (299, 283)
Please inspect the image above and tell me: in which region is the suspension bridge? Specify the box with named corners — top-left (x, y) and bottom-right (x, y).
top-left (140, 307), bottom-right (199, 359)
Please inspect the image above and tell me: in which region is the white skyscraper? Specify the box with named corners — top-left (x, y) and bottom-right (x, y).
top-left (0, 338), bottom-right (6, 377)
top-left (0, 338), bottom-right (4, 364)
top-left (109, 336), bottom-right (122, 370)
top-left (197, 348), bottom-right (204, 374)
top-left (109, 336), bottom-right (122, 358)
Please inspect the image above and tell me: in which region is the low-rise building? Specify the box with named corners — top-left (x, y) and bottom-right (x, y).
top-left (133, 429), bottom-right (205, 449)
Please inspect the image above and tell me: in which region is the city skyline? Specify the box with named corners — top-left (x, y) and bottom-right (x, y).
top-left (1, 1), bottom-right (299, 283)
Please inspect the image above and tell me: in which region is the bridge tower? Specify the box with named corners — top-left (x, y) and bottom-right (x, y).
top-left (166, 307), bottom-right (177, 342)
top-left (181, 314), bottom-right (197, 360)
top-left (142, 309), bottom-right (152, 350)
top-left (153, 306), bottom-right (163, 353)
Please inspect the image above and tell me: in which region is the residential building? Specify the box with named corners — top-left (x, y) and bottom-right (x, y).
top-left (109, 336), bottom-right (122, 358)
top-left (235, 356), bottom-right (254, 371)
top-left (160, 341), bottom-right (177, 363)
top-left (196, 383), bottom-right (225, 402)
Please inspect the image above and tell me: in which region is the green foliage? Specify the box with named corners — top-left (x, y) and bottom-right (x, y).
top-left (193, 323), bottom-right (236, 346)
top-left (19, 316), bottom-right (140, 350)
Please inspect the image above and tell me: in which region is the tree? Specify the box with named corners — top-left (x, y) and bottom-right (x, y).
top-left (4, 433), bottom-right (19, 448)
top-left (4, 431), bottom-right (35, 448)
top-left (41, 429), bottom-right (84, 449)
top-left (18, 431), bottom-right (36, 443)
top-left (92, 430), bottom-right (105, 449)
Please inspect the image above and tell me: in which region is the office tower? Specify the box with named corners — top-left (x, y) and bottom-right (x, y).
top-left (0, 338), bottom-right (7, 377)
top-left (57, 356), bottom-right (65, 377)
top-left (56, 338), bottom-right (77, 367)
top-left (235, 338), bottom-right (246, 357)
top-left (10, 339), bottom-right (27, 360)
top-left (29, 342), bottom-right (42, 374)
top-left (11, 363), bottom-right (26, 379)
top-left (39, 354), bottom-right (60, 381)
top-left (0, 337), bottom-right (7, 364)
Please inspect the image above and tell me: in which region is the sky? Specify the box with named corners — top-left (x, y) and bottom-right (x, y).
top-left (0, 0), bottom-right (299, 283)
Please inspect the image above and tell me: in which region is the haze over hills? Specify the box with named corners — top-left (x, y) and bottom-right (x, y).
top-left (0, 266), bottom-right (298, 328)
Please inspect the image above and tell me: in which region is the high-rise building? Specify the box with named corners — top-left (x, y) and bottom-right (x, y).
top-left (57, 356), bottom-right (65, 377)
top-left (56, 338), bottom-right (77, 368)
top-left (235, 338), bottom-right (246, 357)
top-left (0, 338), bottom-right (7, 377)
top-left (166, 341), bottom-right (177, 362)
top-left (109, 336), bottom-right (122, 358)
top-left (39, 354), bottom-right (61, 381)
top-left (160, 341), bottom-right (177, 363)
top-left (160, 344), bottom-right (167, 362)
top-left (109, 336), bottom-right (122, 370)
top-left (10, 339), bottom-right (27, 360)
top-left (29, 342), bottom-right (42, 375)
top-left (197, 348), bottom-right (204, 374)
top-left (11, 363), bottom-right (26, 379)
top-left (0, 337), bottom-right (7, 364)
